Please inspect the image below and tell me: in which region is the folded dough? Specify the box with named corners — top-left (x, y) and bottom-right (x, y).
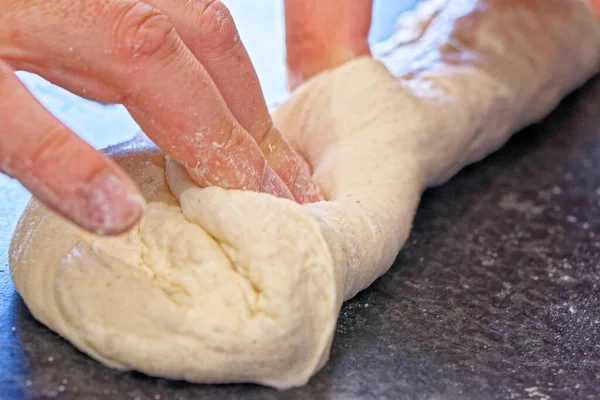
top-left (9, 0), bottom-right (600, 389)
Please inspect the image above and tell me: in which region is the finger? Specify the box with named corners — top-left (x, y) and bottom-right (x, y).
top-left (143, 0), bottom-right (271, 139)
top-left (142, 0), bottom-right (323, 202)
top-left (0, 60), bottom-right (145, 235)
top-left (284, 0), bottom-right (373, 89)
top-left (3, 0), bottom-right (293, 200)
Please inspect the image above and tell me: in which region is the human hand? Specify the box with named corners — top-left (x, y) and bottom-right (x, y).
top-left (0, 0), bottom-right (322, 236)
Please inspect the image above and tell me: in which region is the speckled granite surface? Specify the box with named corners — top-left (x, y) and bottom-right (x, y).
top-left (2, 1), bottom-right (600, 399)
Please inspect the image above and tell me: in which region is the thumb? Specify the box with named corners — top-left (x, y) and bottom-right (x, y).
top-left (284, 0), bottom-right (373, 89)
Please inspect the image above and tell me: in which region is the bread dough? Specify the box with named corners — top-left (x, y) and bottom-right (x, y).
top-left (11, 146), bottom-right (339, 387)
top-left (9, 0), bottom-right (600, 389)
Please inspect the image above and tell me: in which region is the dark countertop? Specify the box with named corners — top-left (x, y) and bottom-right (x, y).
top-left (2, 1), bottom-right (600, 399)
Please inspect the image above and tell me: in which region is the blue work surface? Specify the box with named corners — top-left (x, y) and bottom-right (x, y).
top-left (2, 1), bottom-right (600, 399)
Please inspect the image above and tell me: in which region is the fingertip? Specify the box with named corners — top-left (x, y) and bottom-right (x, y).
top-left (78, 170), bottom-right (147, 235)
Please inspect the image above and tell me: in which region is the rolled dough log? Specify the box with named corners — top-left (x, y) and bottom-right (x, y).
top-left (9, 0), bottom-right (600, 389)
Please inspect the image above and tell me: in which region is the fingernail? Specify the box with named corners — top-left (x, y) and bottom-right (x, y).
top-left (80, 171), bottom-right (146, 235)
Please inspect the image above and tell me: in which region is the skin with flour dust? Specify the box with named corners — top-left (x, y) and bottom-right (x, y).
top-left (0, 0), bottom-right (373, 235)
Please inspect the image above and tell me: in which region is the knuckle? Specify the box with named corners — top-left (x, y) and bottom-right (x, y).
top-left (114, 1), bottom-right (176, 63)
top-left (27, 127), bottom-right (73, 168)
top-left (0, 60), bottom-right (14, 84)
top-left (194, 0), bottom-right (239, 52)
top-left (207, 125), bottom-right (247, 156)
top-left (225, 126), bottom-right (246, 148)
